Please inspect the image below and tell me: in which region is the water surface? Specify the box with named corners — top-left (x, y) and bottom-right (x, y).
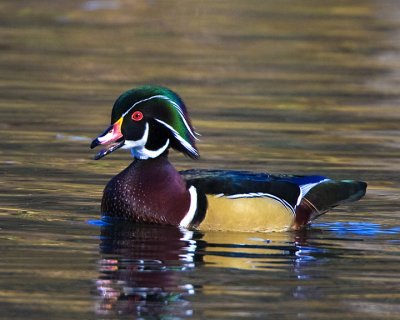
top-left (0, 1), bottom-right (399, 319)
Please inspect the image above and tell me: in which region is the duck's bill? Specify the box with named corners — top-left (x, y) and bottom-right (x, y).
top-left (91, 139), bottom-right (125, 160)
top-left (90, 118), bottom-right (124, 160)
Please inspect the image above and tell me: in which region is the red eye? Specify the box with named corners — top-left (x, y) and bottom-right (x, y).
top-left (131, 111), bottom-right (143, 121)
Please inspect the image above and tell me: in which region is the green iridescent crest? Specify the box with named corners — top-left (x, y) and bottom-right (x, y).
top-left (112, 86), bottom-right (199, 159)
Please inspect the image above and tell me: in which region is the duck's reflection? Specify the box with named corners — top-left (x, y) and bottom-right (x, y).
top-left (94, 222), bottom-right (312, 318)
top-left (95, 223), bottom-right (197, 318)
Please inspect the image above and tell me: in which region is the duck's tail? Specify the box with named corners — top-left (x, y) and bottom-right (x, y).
top-left (293, 180), bottom-right (367, 230)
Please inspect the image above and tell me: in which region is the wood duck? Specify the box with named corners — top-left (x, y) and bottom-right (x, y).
top-left (90, 86), bottom-right (367, 232)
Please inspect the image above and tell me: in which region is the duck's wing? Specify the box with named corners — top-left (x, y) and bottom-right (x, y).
top-left (180, 169), bottom-right (302, 212)
top-left (266, 174), bottom-right (367, 228)
top-left (293, 178), bottom-right (367, 228)
top-left (180, 169), bottom-right (367, 231)
top-left (181, 169), bottom-right (303, 231)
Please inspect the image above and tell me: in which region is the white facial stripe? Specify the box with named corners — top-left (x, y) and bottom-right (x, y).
top-left (180, 186), bottom-right (197, 228)
top-left (155, 119), bottom-right (199, 157)
top-left (163, 97), bottom-right (198, 139)
top-left (131, 139), bottom-right (170, 160)
top-left (122, 95), bottom-right (197, 139)
top-left (122, 96), bottom-right (154, 117)
top-left (122, 122), bottom-right (149, 149)
top-left (123, 122), bottom-right (170, 159)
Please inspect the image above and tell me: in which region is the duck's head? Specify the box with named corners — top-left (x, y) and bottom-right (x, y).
top-left (90, 86), bottom-right (199, 160)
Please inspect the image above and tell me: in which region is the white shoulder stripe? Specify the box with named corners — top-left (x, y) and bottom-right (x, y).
top-left (180, 186), bottom-right (198, 228)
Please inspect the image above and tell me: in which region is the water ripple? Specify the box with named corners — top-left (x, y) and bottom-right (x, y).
top-left (314, 221), bottom-right (400, 236)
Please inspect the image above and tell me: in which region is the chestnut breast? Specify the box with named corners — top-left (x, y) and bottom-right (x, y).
top-left (101, 155), bottom-right (191, 225)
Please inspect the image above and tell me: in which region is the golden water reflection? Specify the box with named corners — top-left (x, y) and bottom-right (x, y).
top-left (0, 0), bottom-right (399, 319)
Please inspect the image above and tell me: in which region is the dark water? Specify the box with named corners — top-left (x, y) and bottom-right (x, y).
top-left (1, 1), bottom-right (399, 319)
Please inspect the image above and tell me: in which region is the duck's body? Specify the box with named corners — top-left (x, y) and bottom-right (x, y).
top-left (91, 85), bottom-right (367, 232)
top-left (101, 154), bottom-right (366, 232)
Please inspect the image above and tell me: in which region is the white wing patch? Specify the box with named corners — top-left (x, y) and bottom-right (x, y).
top-left (297, 179), bottom-right (331, 205)
top-left (300, 179), bottom-right (330, 196)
